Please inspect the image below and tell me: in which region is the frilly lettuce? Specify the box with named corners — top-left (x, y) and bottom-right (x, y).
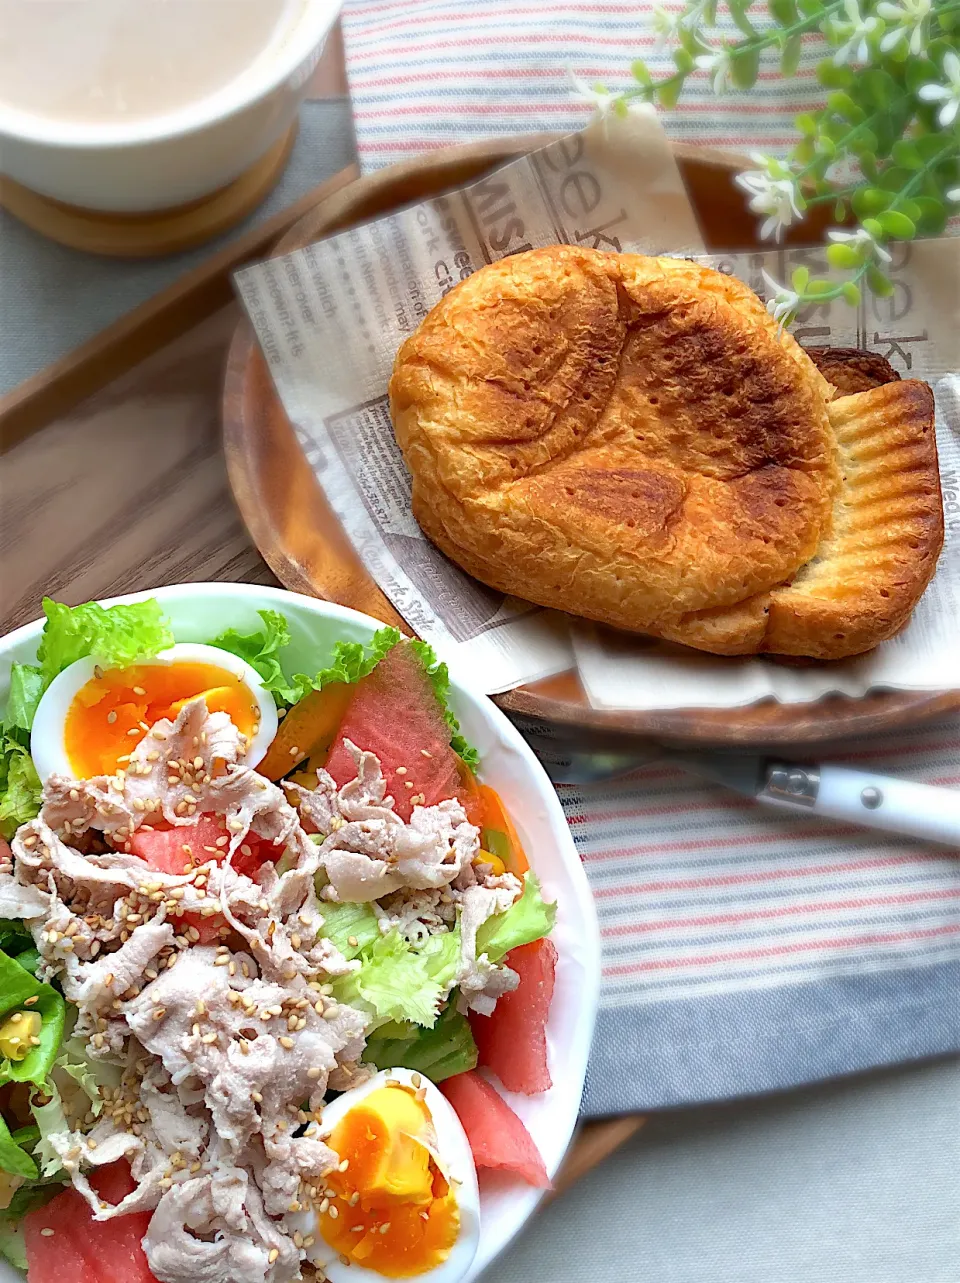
top-left (0, 1116), bottom-right (37, 1181)
top-left (296, 627), bottom-right (402, 704)
top-left (206, 609), bottom-right (294, 699)
top-left (332, 930), bottom-right (444, 1029)
top-left (331, 923), bottom-right (462, 1029)
top-left (362, 1002), bottom-right (478, 1082)
top-left (4, 666), bottom-right (45, 735)
top-left (318, 901), bottom-right (381, 960)
top-left (476, 872), bottom-right (556, 962)
top-left (417, 925), bottom-right (462, 992)
top-left (208, 612), bottom-right (401, 707)
top-left (1, 597), bottom-right (174, 833)
top-left (29, 1032), bottom-right (120, 1180)
top-left (35, 597), bottom-right (174, 689)
top-left (408, 640), bottom-right (479, 770)
top-left (0, 738), bottom-right (42, 841)
top-left (53, 1030), bottom-right (121, 1109)
top-left (30, 1082), bottom-right (70, 1179)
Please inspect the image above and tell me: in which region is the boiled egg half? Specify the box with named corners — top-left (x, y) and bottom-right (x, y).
top-left (30, 642), bottom-right (278, 781)
top-left (293, 1066), bottom-right (480, 1282)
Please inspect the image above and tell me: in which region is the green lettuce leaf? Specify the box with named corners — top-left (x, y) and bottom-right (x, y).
top-left (307, 628), bottom-right (402, 693)
top-left (29, 1082), bottom-right (70, 1179)
top-left (0, 922), bottom-right (32, 959)
top-left (317, 901), bottom-right (381, 960)
top-left (332, 929), bottom-right (444, 1029)
top-left (35, 597), bottom-right (174, 686)
top-left (0, 952), bottom-right (65, 1087)
top-left (0, 741), bottom-right (42, 840)
top-left (9, 948), bottom-right (40, 978)
top-left (476, 872), bottom-right (556, 963)
top-left (206, 609), bottom-right (292, 697)
top-left (280, 627), bottom-right (402, 706)
top-left (208, 614), bottom-right (401, 707)
top-left (361, 1002), bottom-right (478, 1083)
top-left (4, 665), bottom-right (44, 734)
top-left (408, 640), bottom-right (479, 770)
top-left (418, 924), bottom-right (462, 991)
top-left (0, 1115), bottom-right (37, 1180)
top-left (53, 1031), bottom-right (120, 1111)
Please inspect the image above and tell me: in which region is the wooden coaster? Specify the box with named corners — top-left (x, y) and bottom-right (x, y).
top-left (0, 122), bottom-right (298, 258)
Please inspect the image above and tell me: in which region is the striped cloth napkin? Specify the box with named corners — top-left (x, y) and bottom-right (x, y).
top-left (341, 0), bottom-right (831, 171)
top-left (339, 0), bottom-right (960, 1117)
top-left (558, 721), bottom-right (960, 1116)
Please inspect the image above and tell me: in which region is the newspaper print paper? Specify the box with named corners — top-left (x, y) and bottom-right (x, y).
top-left (236, 114), bottom-right (958, 707)
top-left (234, 111), bottom-right (703, 694)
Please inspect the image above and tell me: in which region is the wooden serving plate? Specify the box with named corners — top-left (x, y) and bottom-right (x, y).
top-left (224, 136), bottom-right (958, 747)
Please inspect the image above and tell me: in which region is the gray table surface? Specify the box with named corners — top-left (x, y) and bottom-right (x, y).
top-left (1, 97), bottom-right (958, 1283)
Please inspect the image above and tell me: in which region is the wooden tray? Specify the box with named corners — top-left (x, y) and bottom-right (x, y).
top-left (224, 136), bottom-right (958, 748)
top-left (0, 153), bottom-right (644, 1192)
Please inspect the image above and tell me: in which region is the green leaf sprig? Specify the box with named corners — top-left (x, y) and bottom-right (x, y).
top-left (578, 0), bottom-right (960, 323)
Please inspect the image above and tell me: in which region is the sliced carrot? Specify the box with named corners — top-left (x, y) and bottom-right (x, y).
top-left (477, 784), bottom-right (529, 876)
top-left (257, 683), bottom-right (355, 781)
top-left (457, 762), bottom-right (486, 828)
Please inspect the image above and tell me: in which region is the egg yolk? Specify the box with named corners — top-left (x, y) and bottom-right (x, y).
top-left (319, 1085), bottom-right (460, 1278)
top-left (63, 661), bottom-right (261, 778)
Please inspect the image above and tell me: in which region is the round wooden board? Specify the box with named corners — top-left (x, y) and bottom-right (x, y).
top-left (0, 124), bottom-right (297, 258)
top-left (223, 135), bottom-right (958, 747)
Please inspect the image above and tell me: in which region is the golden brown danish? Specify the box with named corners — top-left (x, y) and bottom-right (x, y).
top-left (389, 246), bottom-right (943, 659)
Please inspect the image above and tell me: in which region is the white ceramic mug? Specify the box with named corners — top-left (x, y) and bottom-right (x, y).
top-left (0, 0), bottom-right (341, 212)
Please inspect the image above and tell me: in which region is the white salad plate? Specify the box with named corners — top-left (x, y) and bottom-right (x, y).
top-left (0, 582), bottom-right (601, 1283)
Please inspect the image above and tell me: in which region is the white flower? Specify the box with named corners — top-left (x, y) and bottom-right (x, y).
top-left (877, 0), bottom-right (931, 55)
top-left (948, 186), bottom-right (960, 204)
top-left (735, 166), bottom-right (803, 241)
top-left (568, 70), bottom-right (621, 118)
top-left (652, 4), bottom-right (681, 47)
top-left (830, 0), bottom-right (881, 65)
top-left (679, 0), bottom-right (711, 30)
top-left (760, 270), bottom-right (800, 330)
top-left (694, 49), bottom-right (734, 95)
top-left (827, 226), bottom-right (893, 264)
top-left (567, 70), bottom-right (657, 131)
top-left (918, 51), bottom-right (960, 128)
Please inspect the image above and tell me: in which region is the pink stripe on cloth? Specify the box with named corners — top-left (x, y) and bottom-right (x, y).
top-left (553, 717), bottom-right (960, 1013)
top-left (341, 0), bottom-right (831, 171)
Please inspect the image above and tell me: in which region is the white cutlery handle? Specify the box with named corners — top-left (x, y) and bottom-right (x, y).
top-left (761, 764), bottom-right (960, 847)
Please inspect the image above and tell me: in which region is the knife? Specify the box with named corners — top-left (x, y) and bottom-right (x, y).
top-left (525, 732), bottom-right (960, 848)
